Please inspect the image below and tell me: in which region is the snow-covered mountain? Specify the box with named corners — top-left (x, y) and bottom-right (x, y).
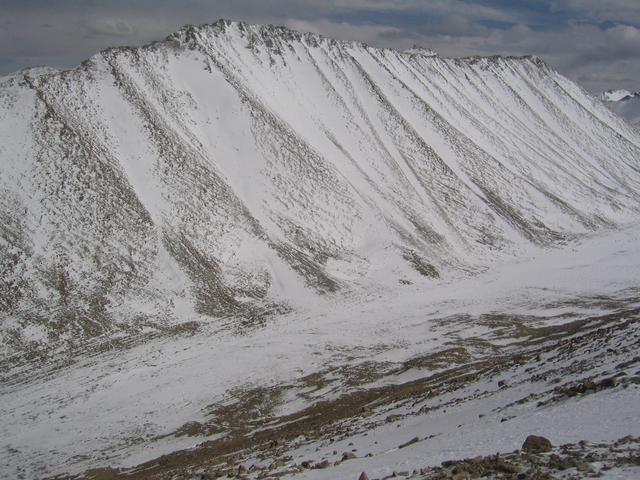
top-left (2, 20), bottom-right (640, 480)
top-left (600, 89), bottom-right (640, 126)
top-left (599, 89), bottom-right (636, 102)
top-left (2, 19), bottom-right (640, 359)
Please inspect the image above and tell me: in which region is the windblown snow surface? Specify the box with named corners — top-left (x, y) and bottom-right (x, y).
top-left (1, 20), bottom-right (640, 480)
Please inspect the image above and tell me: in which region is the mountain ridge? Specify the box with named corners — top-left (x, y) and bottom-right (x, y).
top-left (2, 19), bottom-right (554, 81)
top-left (2, 19), bottom-right (640, 360)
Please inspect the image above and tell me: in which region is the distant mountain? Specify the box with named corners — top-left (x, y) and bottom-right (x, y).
top-left (2, 20), bottom-right (640, 358)
top-left (599, 89), bottom-right (638, 102)
top-left (600, 89), bottom-right (640, 126)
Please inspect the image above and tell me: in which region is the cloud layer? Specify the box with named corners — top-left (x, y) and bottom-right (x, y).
top-left (1, 0), bottom-right (640, 93)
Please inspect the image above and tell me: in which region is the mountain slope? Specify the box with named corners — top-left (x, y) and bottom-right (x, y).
top-left (2, 20), bottom-right (640, 358)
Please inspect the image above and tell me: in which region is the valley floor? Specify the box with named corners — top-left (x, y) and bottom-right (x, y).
top-left (2, 225), bottom-right (640, 479)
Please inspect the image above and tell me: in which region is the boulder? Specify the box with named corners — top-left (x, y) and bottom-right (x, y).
top-left (522, 435), bottom-right (553, 453)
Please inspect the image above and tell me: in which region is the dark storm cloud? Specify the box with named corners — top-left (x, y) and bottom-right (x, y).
top-left (1, 0), bottom-right (639, 93)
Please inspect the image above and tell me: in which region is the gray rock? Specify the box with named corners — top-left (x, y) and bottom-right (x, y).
top-left (599, 377), bottom-right (618, 389)
top-left (522, 435), bottom-right (553, 453)
top-left (398, 437), bottom-right (420, 449)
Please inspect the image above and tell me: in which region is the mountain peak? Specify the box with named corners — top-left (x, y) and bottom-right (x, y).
top-left (600, 89), bottom-right (640, 102)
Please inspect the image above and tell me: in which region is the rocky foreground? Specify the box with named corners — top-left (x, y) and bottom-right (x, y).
top-left (123, 435), bottom-right (640, 480)
top-left (54, 285), bottom-right (640, 480)
top-left (399, 435), bottom-right (640, 479)
top-left (1, 226), bottom-right (638, 479)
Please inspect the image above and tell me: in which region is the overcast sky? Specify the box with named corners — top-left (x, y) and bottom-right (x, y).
top-left (1, 0), bottom-right (640, 93)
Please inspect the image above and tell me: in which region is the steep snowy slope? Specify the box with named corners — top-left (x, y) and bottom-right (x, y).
top-left (2, 20), bottom-right (640, 358)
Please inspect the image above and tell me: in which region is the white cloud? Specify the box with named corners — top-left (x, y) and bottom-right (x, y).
top-left (550, 0), bottom-right (640, 23)
top-left (86, 18), bottom-right (135, 37)
top-left (334, 0), bottom-right (513, 21)
top-left (283, 18), bottom-right (401, 46)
